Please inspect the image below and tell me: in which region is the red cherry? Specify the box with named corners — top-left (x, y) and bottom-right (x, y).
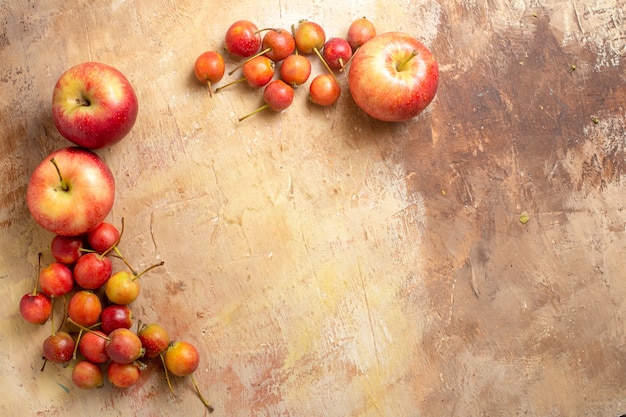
top-left (346, 17), bottom-right (376, 51)
top-left (224, 20), bottom-right (261, 57)
top-left (323, 37), bottom-right (352, 70)
top-left (279, 54), bottom-right (312, 87)
top-left (309, 74), bottom-right (341, 106)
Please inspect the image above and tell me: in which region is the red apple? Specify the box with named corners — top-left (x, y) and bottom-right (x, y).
top-left (52, 62), bottom-right (138, 149)
top-left (26, 147), bottom-right (115, 237)
top-left (348, 32), bottom-right (439, 122)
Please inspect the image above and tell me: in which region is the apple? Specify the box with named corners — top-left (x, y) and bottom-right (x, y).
top-left (26, 147), bottom-right (115, 236)
top-left (348, 32), bottom-right (439, 122)
top-left (52, 62), bottom-right (138, 149)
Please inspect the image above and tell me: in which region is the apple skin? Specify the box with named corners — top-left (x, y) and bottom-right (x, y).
top-left (52, 62), bottom-right (138, 149)
top-left (26, 147), bottom-right (115, 237)
top-left (348, 32), bottom-right (439, 122)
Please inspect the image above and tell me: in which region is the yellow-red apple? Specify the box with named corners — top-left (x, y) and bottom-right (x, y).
top-left (26, 147), bottom-right (115, 236)
top-left (52, 62), bottom-right (138, 149)
top-left (348, 32), bottom-right (439, 122)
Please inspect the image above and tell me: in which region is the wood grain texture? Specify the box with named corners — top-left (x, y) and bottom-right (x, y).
top-left (1, 0), bottom-right (625, 416)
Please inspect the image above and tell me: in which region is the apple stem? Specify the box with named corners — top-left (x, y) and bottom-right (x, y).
top-left (313, 47), bottom-right (338, 83)
top-left (396, 50), bottom-right (418, 72)
top-left (214, 77), bottom-right (246, 93)
top-left (190, 373), bottom-right (214, 413)
top-left (239, 104), bottom-right (270, 122)
top-left (76, 96), bottom-right (90, 106)
top-left (132, 261), bottom-right (165, 282)
top-left (50, 158), bottom-right (69, 191)
top-left (227, 47), bottom-right (272, 76)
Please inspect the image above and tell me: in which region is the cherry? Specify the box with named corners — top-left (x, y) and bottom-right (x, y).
top-left (68, 290), bottom-right (102, 327)
top-left (309, 73), bottom-right (341, 106)
top-left (78, 330), bottom-right (109, 363)
top-left (294, 20), bottom-right (326, 54)
top-left (224, 20), bottom-right (261, 58)
top-left (100, 304), bottom-right (133, 334)
top-left (107, 361), bottom-right (141, 388)
top-left (50, 235), bottom-right (84, 265)
top-left (87, 221), bottom-right (120, 253)
top-left (39, 261), bottom-right (74, 297)
top-left (104, 261), bottom-right (164, 305)
top-left (279, 54), bottom-right (312, 87)
top-left (105, 328), bottom-right (145, 364)
top-left (72, 360), bottom-right (104, 389)
top-left (163, 340), bottom-right (200, 377)
top-left (73, 252), bottom-right (113, 290)
top-left (43, 331), bottom-right (75, 364)
top-left (346, 17), bottom-right (376, 51)
top-left (19, 253), bottom-right (52, 325)
top-left (227, 28), bottom-right (295, 76)
top-left (194, 51), bottom-right (226, 97)
top-left (261, 28), bottom-right (295, 62)
top-left (20, 290), bottom-right (52, 325)
top-left (239, 79), bottom-right (295, 121)
top-left (215, 56), bottom-right (275, 93)
top-left (323, 37), bottom-right (352, 71)
top-left (138, 322), bottom-right (170, 359)
top-left (162, 340), bottom-right (214, 412)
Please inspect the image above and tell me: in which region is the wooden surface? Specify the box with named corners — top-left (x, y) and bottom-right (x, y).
top-left (2, 0), bottom-right (626, 416)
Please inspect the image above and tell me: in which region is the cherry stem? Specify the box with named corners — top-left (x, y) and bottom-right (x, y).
top-left (206, 81), bottom-right (213, 98)
top-left (290, 25), bottom-right (299, 55)
top-left (132, 261), bottom-right (165, 282)
top-left (396, 50), bottom-right (418, 72)
top-left (239, 104), bottom-right (270, 122)
top-left (98, 217), bottom-right (125, 260)
top-left (313, 47), bottom-right (338, 83)
top-left (214, 77), bottom-right (246, 93)
top-left (227, 47), bottom-right (272, 76)
top-left (67, 317), bottom-right (110, 340)
top-left (160, 353), bottom-right (176, 396)
top-left (50, 158), bottom-right (69, 191)
top-left (32, 253), bottom-right (43, 296)
top-left (73, 328), bottom-right (84, 360)
top-left (191, 373), bottom-right (214, 413)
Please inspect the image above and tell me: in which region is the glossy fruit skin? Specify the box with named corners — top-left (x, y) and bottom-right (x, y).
top-left (225, 20), bottom-right (262, 57)
top-left (194, 51), bottom-right (225, 84)
top-left (279, 55), bottom-right (311, 86)
top-left (263, 80), bottom-right (295, 112)
top-left (164, 341), bottom-right (200, 377)
top-left (348, 32), bottom-right (439, 122)
top-left (72, 360), bottom-right (104, 389)
top-left (242, 56), bottom-right (275, 88)
top-left (309, 74), bottom-right (341, 106)
top-left (346, 17), bottom-right (376, 51)
top-left (262, 29), bottom-right (295, 62)
top-left (138, 323), bottom-right (170, 358)
top-left (100, 304), bottom-right (133, 335)
top-left (86, 221), bottom-right (119, 253)
top-left (52, 62), bottom-right (138, 149)
top-left (78, 330), bottom-right (109, 363)
top-left (43, 331), bottom-right (75, 363)
top-left (107, 361), bottom-right (140, 388)
top-left (294, 21), bottom-right (325, 54)
top-left (19, 292), bottom-right (52, 325)
top-left (105, 328), bottom-right (144, 364)
top-left (50, 234), bottom-right (84, 265)
top-left (68, 290), bottom-right (102, 327)
top-left (26, 147), bottom-right (115, 237)
top-left (323, 37), bottom-right (352, 69)
top-left (105, 270), bottom-right (139, 305)
top-left (39, 261), bottom-right (74, 297)
top-left (73, 252), bottom-right (113, 290)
